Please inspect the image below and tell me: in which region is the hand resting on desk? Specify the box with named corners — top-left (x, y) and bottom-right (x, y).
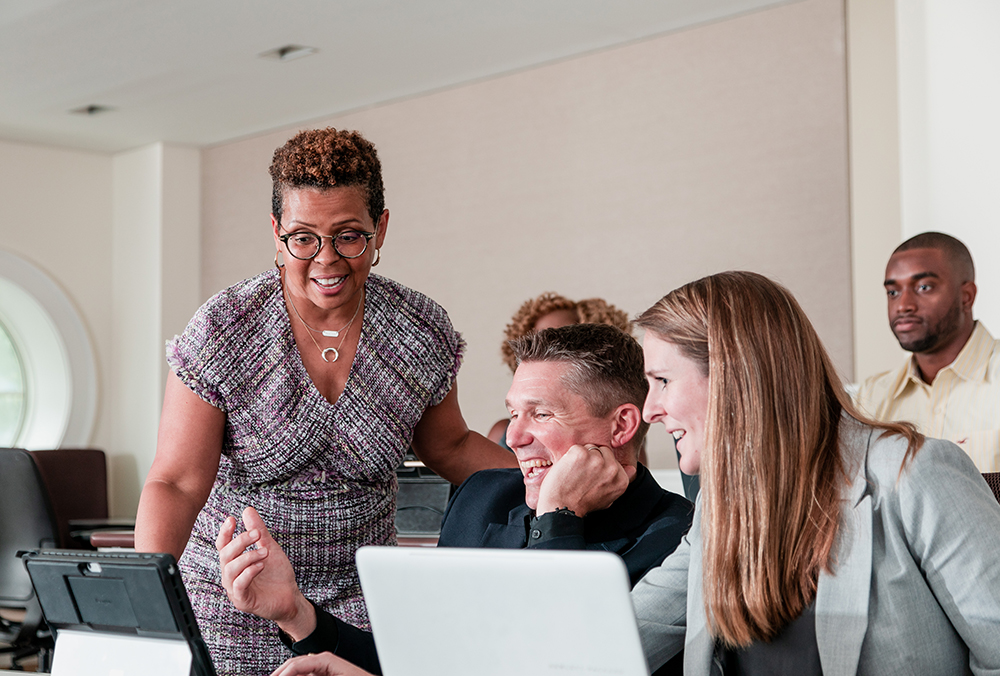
top-left (271, 652), bottom-right (371, 676)
top-left (216, 506), bottom-right (317, 641)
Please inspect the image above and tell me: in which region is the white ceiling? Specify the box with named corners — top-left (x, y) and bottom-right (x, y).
top-left (0, 0), bottom-right (790, 153)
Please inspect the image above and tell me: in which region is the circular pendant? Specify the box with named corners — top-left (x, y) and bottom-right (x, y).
top-left (321, 347), bottom-right (340, 363)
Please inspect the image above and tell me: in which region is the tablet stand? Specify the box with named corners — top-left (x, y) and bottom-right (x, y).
top-left (51, 630), bottom-right (192, 676)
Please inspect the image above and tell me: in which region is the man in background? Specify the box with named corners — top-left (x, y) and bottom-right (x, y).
top-left (855, 231), bottom-right (1000, 471)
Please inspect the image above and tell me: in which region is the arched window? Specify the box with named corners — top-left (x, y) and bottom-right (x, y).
top-left (0, 319), bottom-right (27, 445)
top-left (0, 251), bottom-right (97, 449)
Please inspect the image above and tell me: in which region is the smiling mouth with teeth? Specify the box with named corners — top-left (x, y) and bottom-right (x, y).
top-left (314, 276), bottom-right (346, 287)
top-left (519, 458), bottom-right (552, 478)
top-left (672, 430), bottom-right (685, 441)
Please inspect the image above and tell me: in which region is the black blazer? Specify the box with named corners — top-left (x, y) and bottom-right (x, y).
top-left (439, 465), bottom-right (692, 586)
top-left (287, 464), bottom-right (693, 674)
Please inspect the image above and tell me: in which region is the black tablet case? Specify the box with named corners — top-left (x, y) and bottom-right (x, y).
top-left (20, 549), bottom-right (216, 676)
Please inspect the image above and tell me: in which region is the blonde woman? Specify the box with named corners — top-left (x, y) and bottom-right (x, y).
top-left (630, 271), bottom-right (1000, 675)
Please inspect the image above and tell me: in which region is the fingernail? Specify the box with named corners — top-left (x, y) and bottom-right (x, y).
top-left (248, 529), bottom-right (259, 539)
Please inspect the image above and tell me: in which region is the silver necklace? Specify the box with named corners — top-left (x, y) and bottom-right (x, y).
top-left (285, 282), bottom-right (364, 363)
top-left (289, 294), bottom-right (359, 337)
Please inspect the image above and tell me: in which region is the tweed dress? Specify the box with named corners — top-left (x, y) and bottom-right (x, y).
top-left (166, 270), bottom-right (464, 676)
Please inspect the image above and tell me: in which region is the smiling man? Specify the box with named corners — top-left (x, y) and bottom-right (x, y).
top-left (438, 323), bottom-right (692, 578)
top-left (855, 231), bottom-right (1000, 471)
top-left (216, 323), bottom-right (691, 676)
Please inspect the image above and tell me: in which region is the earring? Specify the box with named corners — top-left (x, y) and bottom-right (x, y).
top-left (372, 249), bottom-right (381, 267)
top-left (274, 251), bottom-right (284, 269)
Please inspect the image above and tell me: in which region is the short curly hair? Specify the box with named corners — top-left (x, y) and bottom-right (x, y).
top-left (500, 292), bottom-right (632, 373)
top-left (269, 128), bottom-right (385, 226)
top-left (576, 298), bottom-right (632, 332)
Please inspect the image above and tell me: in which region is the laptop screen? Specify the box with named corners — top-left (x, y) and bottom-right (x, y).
top-left (357, 546), bottom-right (651, 676)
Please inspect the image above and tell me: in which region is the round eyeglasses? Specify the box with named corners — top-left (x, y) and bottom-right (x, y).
top-left (278, 228), bottom-right (376, 260)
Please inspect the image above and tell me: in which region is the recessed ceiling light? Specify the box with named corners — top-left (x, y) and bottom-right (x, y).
top-left (259, 44), bottom-right (318, 62)
top-left (70, 104), bottom-right (114, 116)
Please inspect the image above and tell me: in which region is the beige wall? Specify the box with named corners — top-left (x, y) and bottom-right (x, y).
top-left (846, 0), bottom-right (907, 383)
top-left (0, 140), bottom-right (201, 515)
top-left (202, 0), bottom-right (852, 468)
top-left (0, 138), bottom-right (118, 474)
top-left (4, 0), bottom-right (991, 507)
top-left (110, 144), bottom-right (201, 515)
top-left (848, 0), bottom-right (1000, 385)
top-left (0, 138), bottom-right (113, 436)
top-left (0, 0), bottom-right (854, 496)
top-left (897, 0), bottom-right (1000, 334)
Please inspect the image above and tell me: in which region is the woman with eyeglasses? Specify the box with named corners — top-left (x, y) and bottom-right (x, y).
top-left (135, 128), bottom-right (515, 676)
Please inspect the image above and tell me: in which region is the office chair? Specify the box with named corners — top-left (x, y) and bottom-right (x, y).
top-left (982, 472), bottom-right (1000, 504)
top-left (0, 448), bottom-right (57, 671)
top-left (30, 448), bottom-right (109, 549)
top-left (395, 452), bottom-right (452, 538)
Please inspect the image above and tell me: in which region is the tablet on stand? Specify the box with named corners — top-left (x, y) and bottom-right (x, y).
top-left (19, 550), bottom-right (216, 676)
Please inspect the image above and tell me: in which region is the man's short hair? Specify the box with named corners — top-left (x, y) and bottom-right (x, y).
top-left (508, 323), bottom-right (650, 451)
top-left (893, 231), bottom-right (975, 284)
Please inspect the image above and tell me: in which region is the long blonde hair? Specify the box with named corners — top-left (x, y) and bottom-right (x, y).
top-left (636, 271), bottom-right (920, 646)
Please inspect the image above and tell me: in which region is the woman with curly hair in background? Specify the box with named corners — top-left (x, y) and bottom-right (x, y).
top-left (495, 292), bottom-right (632, 376)
top-left (135, 128), bottom-right (515, 675)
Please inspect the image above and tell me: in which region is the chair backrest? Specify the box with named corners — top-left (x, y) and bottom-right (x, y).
top-left (29, 448), bottom-right (108, 548)
top-left (982, 472), bottom-right (1000, 504)
top-left (0, 448), bottom-right (59, 607)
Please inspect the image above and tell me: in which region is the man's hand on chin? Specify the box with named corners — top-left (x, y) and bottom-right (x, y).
top-left (535, 444), bottom-right (634, 517)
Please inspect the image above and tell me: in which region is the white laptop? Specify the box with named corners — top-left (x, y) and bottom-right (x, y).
top-left (356, 546), bottom-right (650, 676)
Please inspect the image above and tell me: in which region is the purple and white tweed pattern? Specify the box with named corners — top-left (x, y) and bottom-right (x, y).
top-left (167, 270), bottom-right (464, 676)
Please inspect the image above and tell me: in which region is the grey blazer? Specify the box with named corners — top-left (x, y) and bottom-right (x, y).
top-left (632, 417), bottom-right (1000, 676)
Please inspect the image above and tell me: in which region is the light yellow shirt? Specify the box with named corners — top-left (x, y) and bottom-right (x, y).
top-left (855, 321), bottom-right (1000, 472)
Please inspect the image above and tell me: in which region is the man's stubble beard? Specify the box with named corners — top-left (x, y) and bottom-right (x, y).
top-left (895, 301), bottom-right (963, 354)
